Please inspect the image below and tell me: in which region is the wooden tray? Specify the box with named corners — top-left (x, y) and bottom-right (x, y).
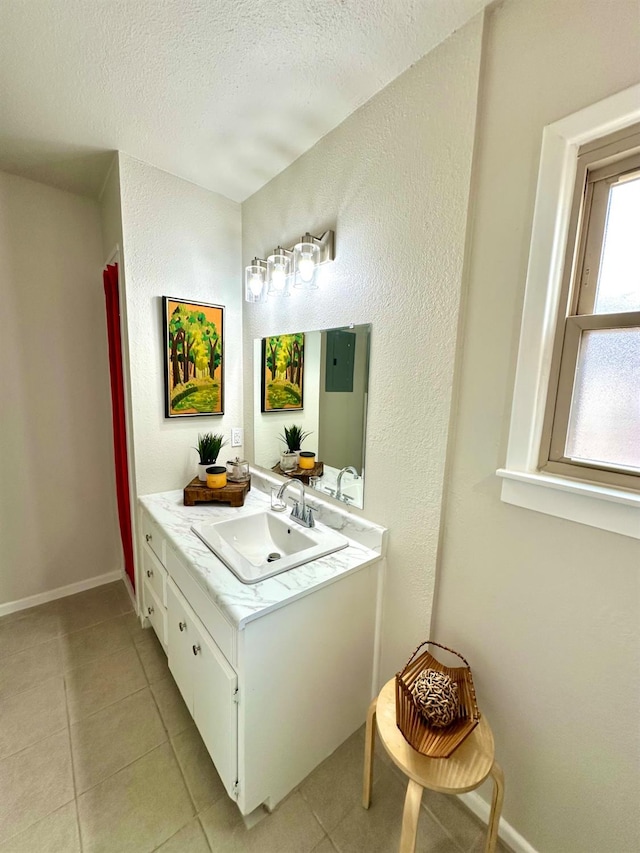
top-left (271, 461), bottom-right (324, 485)
top-left (183, 476), bottom-right (250, 507)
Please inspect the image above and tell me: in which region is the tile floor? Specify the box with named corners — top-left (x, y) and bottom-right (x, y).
top-left (0, 581), bottom-right (511, 853)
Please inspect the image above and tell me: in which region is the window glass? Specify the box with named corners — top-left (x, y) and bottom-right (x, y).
top-left (594, 174), bottom-right (640, 314)
top-left (566, 327), bottom-right (640, 470)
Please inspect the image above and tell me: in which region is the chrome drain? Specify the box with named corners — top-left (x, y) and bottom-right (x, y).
top-left (267, 552), bottom-right (281, 562)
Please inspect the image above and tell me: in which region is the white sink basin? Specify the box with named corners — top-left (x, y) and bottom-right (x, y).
top-left (191, 510), bottom-right (349, 584)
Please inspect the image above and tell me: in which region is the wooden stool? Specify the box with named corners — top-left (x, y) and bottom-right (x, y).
top-left (363, 678), bottom-right (504, 853)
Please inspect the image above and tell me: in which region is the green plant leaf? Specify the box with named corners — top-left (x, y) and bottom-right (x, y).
top-left (279, 424), bottom-right (312, 452)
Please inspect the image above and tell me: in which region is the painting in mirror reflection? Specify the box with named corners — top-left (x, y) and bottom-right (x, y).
top-left (261, 333), bottom-right (305, 412)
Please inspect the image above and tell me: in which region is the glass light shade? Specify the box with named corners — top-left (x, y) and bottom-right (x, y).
top-left (267, 248), bottom-right (292, 297)
top-left (293, 239), bottom-right (320, 289)
top-left (245, 260), bottom-right (267, 303)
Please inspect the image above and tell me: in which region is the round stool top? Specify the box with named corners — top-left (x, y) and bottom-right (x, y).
top-left (376, 677), bottom-right (495, 794)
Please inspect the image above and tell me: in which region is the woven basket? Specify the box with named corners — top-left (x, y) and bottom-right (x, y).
top-left (395, 640), bottom-right (480, 758)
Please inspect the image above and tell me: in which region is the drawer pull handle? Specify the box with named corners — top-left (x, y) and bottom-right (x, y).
top-left (179, 621), bottom-right (186, 632)
top-left (192, 644), bottom-right (201, 656)
top-left (146, 569), bottom-right (153, 578)
top-left (145, 533), bottom-right (152, 542)
top-left (147, 605), bottom-right (154, 616)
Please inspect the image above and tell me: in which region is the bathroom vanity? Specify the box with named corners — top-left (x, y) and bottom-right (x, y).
top-left (139, 476), bottom-right (386, 816)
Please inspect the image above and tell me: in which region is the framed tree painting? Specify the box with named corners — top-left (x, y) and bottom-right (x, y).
top-left (163, 297), bottom-right (224, 417)
top-left (261, 333), bottom-right (305, 412)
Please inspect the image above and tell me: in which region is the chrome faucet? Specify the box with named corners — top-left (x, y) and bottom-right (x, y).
top-left (336, 466), bottom-right (359, 502)
top-left (276, 480), bottom-right (315, 528)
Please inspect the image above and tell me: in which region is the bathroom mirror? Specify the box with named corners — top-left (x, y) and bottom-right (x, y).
top-left (253, 324), bottom-right (370, 508)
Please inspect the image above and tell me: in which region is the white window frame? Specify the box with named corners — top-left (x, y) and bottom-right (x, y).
top-left (497, 83), bottom-right (640, 540)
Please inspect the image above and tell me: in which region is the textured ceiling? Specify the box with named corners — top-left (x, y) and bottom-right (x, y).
top-left (0, 0), bottom-right (490, 201)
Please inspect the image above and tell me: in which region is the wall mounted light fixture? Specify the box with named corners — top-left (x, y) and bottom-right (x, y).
top-left (245, 230), bottom-right (334, 303)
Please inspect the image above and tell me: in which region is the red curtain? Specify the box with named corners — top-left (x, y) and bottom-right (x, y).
top-left (103, 264), bottom-right (135, 589)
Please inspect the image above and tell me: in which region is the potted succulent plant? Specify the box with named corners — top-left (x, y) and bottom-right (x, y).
top-left (194, 432), bottom-right (227, 481)
top-left (279, 425), bottom-right (311, 472)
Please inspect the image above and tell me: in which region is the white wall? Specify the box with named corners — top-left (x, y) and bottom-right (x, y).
top-left (118, 155), bottom-right (242, 499)
top-left (0, 171), bottom-right (121, 605)
top-left (243, 16), bottom-right (484, 677)
top-left (433, 1), bottom-right (640, 851)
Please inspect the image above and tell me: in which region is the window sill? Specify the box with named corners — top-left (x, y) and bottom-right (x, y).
top-left (496, 468), bottom-right (640, 539)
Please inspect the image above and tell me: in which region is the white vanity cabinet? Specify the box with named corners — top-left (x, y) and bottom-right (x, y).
top-left (139, 504), bottom-right (382, 817)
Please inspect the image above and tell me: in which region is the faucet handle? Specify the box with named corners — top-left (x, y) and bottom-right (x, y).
top-left (290, 500), bottom-right (300, 519)
top-left (305, 507), bottom-right (315, 527)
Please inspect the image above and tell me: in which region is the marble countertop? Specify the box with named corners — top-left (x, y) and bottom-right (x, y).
top-left (139, 480), bottom-right (386, 629)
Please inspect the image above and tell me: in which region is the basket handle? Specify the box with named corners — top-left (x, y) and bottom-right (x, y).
top-left (401, 639), bottom-right (471, 672)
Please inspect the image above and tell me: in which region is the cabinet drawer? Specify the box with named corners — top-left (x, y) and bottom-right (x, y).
top-left (141, 512), bottom-right (164, 564)
top-left (142, 546), bottom-right (167, 606)
top-left (166, 546), bottom-right (235, 665)
top-left (143, 580), bottom-right (167, 649)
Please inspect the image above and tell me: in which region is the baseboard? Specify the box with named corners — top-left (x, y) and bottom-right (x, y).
top-left (0, 570), bottom-right (123, 618)
top-left (459, 792), bottom-right (539, 853)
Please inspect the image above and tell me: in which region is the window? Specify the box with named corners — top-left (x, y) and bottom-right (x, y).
top-left (497, 84), bottom-right (640, 539)
top-left (541, 127), bottom-right (640, 489)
